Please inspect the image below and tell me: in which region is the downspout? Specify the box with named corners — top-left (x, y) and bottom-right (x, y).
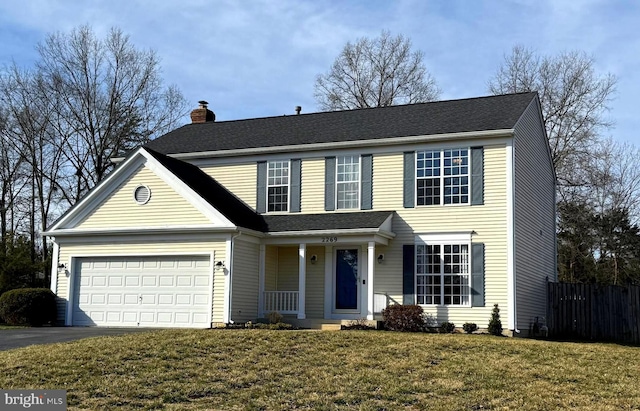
top-left (227, 232), bottom-right (242, 324)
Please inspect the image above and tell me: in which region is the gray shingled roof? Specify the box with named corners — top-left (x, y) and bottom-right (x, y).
top-left (145, 92), bottom-right (537, 155)
top-left (263, 211), bottom-right (393, 232)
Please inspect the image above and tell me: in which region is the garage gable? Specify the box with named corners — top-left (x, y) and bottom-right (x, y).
top-left (76, 161), bottom-right (212, 229)
top-left (48, 148), bottom-right (237, 232)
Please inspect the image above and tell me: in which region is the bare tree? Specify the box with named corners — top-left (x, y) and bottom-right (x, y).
top-left (0, 64), bottom-right (66, 262)
top-left (589, 139), bottom-right (640, 222)
top-left (315, 30), bottom-right (440, 111)
top-left (0, 102), bottom-right (27, 256)
top-left (36, 25), bottom-right (188, 201)
top-left (488, 45), bottom-right (617, 190)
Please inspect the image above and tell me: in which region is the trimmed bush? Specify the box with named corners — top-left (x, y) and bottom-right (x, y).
top-left (382, 304), bottom-right (425, 332)
top-left (463, 322), bottom-right (478, 334)
top-left (488, 304), bottom-right (503, 336)
top-left (267, 311), bottom-right (283, 324)
top-left (0, 288), bottom-right (57, 326)
top-left (439, 321), bottom-right (456, 333)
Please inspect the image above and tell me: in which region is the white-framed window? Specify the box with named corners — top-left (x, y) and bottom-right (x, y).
top-left (415, 234), bottom-right (471, 306)
top-left (416, 148), bottom-right (469, 206)
top-left (267, 160), bottom-right (289, 212)
top-left (336, 155), bottom-right (360, 209)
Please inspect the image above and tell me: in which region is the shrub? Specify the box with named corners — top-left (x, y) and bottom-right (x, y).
top-left (463, 322), bottom-right (478, 334)
top-left (382, 304), bottom-right (425, 332)
top-left (0, 288), bottom-right (57, 326)
top-left (342, 318), bottom-right (376, 330)
top-left (488, 304), bottom-right (503, 336)
top-left (267, 311), bottom-right (283, 324)
top-left (253, 322), bottom-right (293, 330)
top-left (439, 321), bottom-right (456, 333)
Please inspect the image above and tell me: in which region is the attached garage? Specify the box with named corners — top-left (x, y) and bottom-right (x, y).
top-left (72, 255), bottom-right (212, 328)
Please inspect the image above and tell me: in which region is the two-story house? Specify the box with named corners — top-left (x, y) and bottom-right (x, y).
top-left (45, 92), bottom-right (556, 335)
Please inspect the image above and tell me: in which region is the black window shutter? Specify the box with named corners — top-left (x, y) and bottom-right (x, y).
top-left (325, 157), bottom-right (336, 211)
top-left (471, 242), bottom-right (485, 307)
top-left (403, 152), bottom-right (415, 208)
top-left (256, 161), bottom-right (267, 213)
top-left (361, 154), bottom-right (372, 210)
top-left (290, 159), bottom-right (301, 213)
top-left (403, 244), bottom-right (415, 305)
top-left (471, 147), bottom-right (484, 205)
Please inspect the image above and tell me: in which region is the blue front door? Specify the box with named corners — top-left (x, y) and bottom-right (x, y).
top-left (336, 249), bottom-right (358, 310)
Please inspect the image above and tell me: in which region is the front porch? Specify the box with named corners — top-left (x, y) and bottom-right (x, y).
top-left (257, 242), bottom-right (395, 322)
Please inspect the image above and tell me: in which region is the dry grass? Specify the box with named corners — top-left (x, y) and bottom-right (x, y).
top-left (0, 329), bottom-right (639, 410)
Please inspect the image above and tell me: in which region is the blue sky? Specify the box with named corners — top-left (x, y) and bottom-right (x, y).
top-left (1, 0), bottom-right (638, 146)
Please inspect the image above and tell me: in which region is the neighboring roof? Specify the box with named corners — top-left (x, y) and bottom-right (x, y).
top-left (145, 92), bottom-right (538, 155)
top-left (263, 211), bottom-right (393, 233)
top-left (144, 148), bottom-right (268, 232)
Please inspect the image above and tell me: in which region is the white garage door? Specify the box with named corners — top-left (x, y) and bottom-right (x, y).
top-left (73, 255), bottom-right (211, 328)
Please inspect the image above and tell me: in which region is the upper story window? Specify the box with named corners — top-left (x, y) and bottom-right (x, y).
top-left (267, 160), bottom-right (289, 212)
top-left (416, 148), bottom-right (469, 206)
top-left (336, 155), bottom-right (360, 209)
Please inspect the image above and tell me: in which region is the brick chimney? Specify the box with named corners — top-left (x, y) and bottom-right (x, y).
top-left (190, 100), bottom-right (215, 124)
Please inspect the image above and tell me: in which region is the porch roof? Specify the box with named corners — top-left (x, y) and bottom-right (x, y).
top-left (262, 211), bottom-right (394, 233)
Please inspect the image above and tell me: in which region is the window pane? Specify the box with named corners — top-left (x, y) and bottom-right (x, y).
top-left (417, 242), bottom-right (470, 306)
top-left (336, 156), bottom-right (360, 209)
top-left (443, 149), bottom-right (469, 205)
top-left (267, 161), bottom-right (289, 212)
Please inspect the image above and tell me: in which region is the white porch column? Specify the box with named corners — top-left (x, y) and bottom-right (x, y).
top-left (258, 244), bottom-right (266, 318)
top-left (367, 241), bottom-right (375, 320)
top-left (298, 243), bottom-right (306, 319)
top-left (324, 245), bottom-right (332, 319)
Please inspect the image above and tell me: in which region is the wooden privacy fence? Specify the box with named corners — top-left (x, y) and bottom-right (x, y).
top-left (547, 282), bottom-right (640, 344)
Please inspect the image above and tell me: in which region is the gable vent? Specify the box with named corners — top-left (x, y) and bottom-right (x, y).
top-left (134, 185), bottom-right (151, 205)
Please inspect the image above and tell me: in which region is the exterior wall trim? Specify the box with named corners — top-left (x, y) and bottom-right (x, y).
top-left (50, 240), bottom-right (60, 294)
top-left (506, 140), bottom-right (516, 331)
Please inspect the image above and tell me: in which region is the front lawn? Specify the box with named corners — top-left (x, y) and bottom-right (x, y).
top-left (0, 330), bottom-right (638, 410)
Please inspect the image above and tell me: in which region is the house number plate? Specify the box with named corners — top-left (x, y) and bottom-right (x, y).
top-left (322, 236), bottom-right (338, 243)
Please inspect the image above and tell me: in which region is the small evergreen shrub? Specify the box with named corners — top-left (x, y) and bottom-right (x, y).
top-left (382, 304), bottom-right (425, 332)
top-left (267, 311), bottom-right (283, 324)
top-left (488, 304), bottom-right (503, 336)
top-left (0, 288), bottom-right (57, 326)
top-left (439, 321), bottom-right (456, 333)
top-left (463, 322), bottom-right (478, 334)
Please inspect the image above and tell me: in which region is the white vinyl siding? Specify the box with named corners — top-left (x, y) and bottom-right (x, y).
top-left (201, 163), bottom-right (257, 209)
top-left (300, 158), bottom-right (326, 214)
top-left (231, 239), bottom-right (260, 322)
top-left (513, 100), bottom-right (557, 333)
top-left (77, 164), bottom-right (210, 229)
top-left (305, 246), bottom-right (325, 318)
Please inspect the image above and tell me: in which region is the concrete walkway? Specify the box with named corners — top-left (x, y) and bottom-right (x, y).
top-left (0, 327), bottom-right (154, 351)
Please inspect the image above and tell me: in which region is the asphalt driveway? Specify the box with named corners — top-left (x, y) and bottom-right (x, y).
top-left (0, 327), bottom-right (155, 351)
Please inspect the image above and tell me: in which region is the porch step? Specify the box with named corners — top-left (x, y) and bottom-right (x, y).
top-left (287, 318), bottom-right (344, 330)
